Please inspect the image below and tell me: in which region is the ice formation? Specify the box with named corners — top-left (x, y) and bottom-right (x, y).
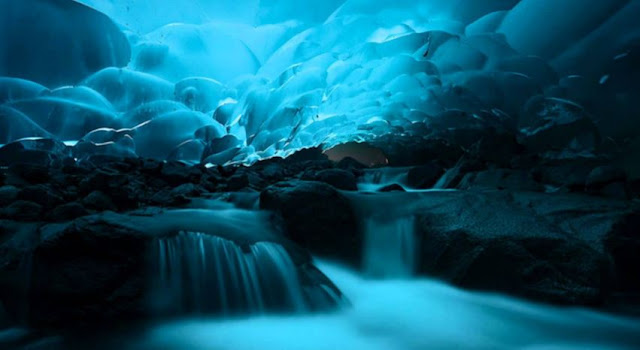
top-left (1, 0), bottom-right (639, 164)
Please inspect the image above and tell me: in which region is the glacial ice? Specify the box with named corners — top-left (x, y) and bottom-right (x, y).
top-left (0, 0), bottom-right (638, 163)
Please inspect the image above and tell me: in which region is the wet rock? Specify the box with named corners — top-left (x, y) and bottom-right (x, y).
top-left (457, 169), bottom-right (543, 192)
top-left (160, 161), bottom-right (192, 185)
top-left (0, 186), bottom-right (19, 207)
top-left (370, 136), bottom-right (464, 167)
top-left (0, 201), bottom-right (43, 221)
top-left (415, 190), bottom-right (636, 305)
top-left (0, 210), bottom-right (342, 328)
top-left (301, 169), bottom-right (358, 191)
top-left (336, 157), bottom-right (367, 170)
top-left (5, 163), bottom-right (50, 185)
top-left (605, 212), bottom-right (640, 293)
top-left (378, 184), bottom-right (406, 192)
top-left (260, 181), bottom-right (360, 265)
top-left (17, 185), bottom-right (64, 209)
top-left (50, 202), bottom-right (89, 221)
top-left (407, 162), bottom-right (445, 189)
top-left (519, 97), bottom-right (600, 153)
top-left (586, 166), bottom-right (626, 189)
top-left (82, 191), bottom-right (116, 212)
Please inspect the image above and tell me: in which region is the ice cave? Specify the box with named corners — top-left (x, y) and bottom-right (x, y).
top-left (1, 0), bottom-right (640, 349)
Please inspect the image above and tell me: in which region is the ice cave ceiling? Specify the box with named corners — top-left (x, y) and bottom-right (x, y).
top-left (1, 0), bottom-right (639, 164)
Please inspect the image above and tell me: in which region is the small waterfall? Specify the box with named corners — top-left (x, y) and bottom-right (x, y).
top-left (151, 231), bottom-right (307, 315)
top-left (362, 216), bottom-right (417, 278)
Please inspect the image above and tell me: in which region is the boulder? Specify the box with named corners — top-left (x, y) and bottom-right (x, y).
top-left (407, 162), bottom-right (445, 189)
top-left (301, 169), bottom-right (358, 191)
top-left (260, 181), bottom-right (361, 265)
top-left (0, 210), bottom-right (343, 328)
top-left (413, 190), bottom-right (637, 305)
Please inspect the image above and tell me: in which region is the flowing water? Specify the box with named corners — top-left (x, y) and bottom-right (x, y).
top-left (151, 232), bottom-right (307, 315)
top-left (123, 261), bottom-right (640, 350)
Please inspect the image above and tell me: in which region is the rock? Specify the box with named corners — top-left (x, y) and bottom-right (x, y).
top-left (519, 97), bottom-right (600, 153)
top-left (407, 162), bottom-right (445, 189)
top-left (370, 136), bottom-right (464, 167)
top-left (149, 190), bottom-right (191, 207)
top-left (171, 183), bottom-right (201, 197)
top-left (160, 161), bottom-right (191, 185)
top-left (17, 185), bottom-right (64, 209)
top-left (5, 163), bottom-right (50, 185)
top-left (226, 170), bottom-right (265, 192)
top-left (605, 212), bottom-right (640, 292)
top-left (586, 166), bottom-right (626, 188)
top-left (82, 191), bottom-right (116, 212)
top-left (378, 184), bottom-right (406, 192)
top-left (0, 210), bottom-right (343, 328)
top-left (301, 169), bottom-right (358, 191)
top-left (50, 202), bottom-right (89, 221)
top-left (336, 157), bottom-right (367, 170)
top-left (413, 190), bottom-right (636, 305)
top-left (260, 181), bottom-right (361, 265)
top-left (0, 201), bottom-right (43, 221)
top-left (0, 186), bottom-right (19, 207)
top-left (457, 169), bottom-right (543, 192)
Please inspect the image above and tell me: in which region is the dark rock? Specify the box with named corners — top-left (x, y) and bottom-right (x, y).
top-left (586, 166), bottom-right (626, 188)
top-left (0, 210), bottom-right (342, 328)
top-left (18, 185), bottom-right (64, 209)
top-left (260, 181), bottom-right (361, 265)
top-left (535, 157), bottom-right (604, 191)
top-left (82, 191), bottom-right (116, 211)
top-left (5, 163), bottom-right (50, 185)
top-left (457, 169), bottom-right (543, 192)
top-left (1, 201), bottom-right (43, 221)
top-left (415, 191), bottom-right (619, 305)
top-left (336, 157), bottom-right (367, 170)
top-left (141, 158), bottom-right (163, 174)
top-left (226, 170), bottom-right (266, 191)
top-left (171, 183), bottom-right (201, 197)
top-left (407, 162), bottom-right (445, 189)
top-left (149, 190), bottom-right (191, 207)
top-left (160, 161), bottom-right (191, 185)
top-left (0, 186), bottom-right (19, 207)
top-left (378, 184), bottom-right (406, 192)
top-left (370, 136), bottom-right (464, 167)
top-left (50, 202), bottom-right (88, 221)
top-left (600, 182), bottom-right (628, 199)
top-left (302, 169), bottom-right (358, 191)
top-left (605, 212), bottom-right (640, 292)
top-left (468, 132), bottom-right (524, 167)
top-left (519, 97), bottom-right (600, 152)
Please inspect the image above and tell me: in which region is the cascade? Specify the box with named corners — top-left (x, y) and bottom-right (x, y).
top-left (151, 231), bottom-right (307, 315)
top-left (362, 216), bottom-right (417, 278)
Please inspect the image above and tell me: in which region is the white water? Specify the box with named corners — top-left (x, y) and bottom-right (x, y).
top-left (151, 232), bottom-right (306, 314)
top-left (363, 216), bottom-right (417, 278)
top-left (127, 261), bottom-right (640, 350)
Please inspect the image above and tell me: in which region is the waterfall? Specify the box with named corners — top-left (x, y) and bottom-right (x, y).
top-left (362, 216), bottom-right (417, 278)
top-left (151, 231), bottom-right (307, 315)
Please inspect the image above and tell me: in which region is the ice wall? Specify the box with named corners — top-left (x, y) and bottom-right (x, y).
top-left (1, 0), bottom-right (638, 163)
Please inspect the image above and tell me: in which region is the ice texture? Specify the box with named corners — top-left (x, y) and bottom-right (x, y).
top-left (0, 0), bottom-right (638, 163)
